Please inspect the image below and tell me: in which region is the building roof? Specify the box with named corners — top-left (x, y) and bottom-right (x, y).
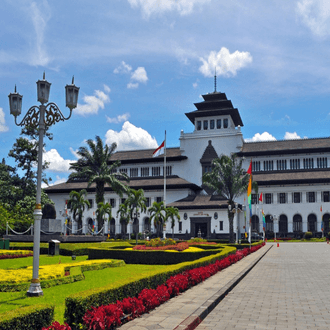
top-left (185, 91), bottom-right (244, 127)
top-left (44, 175), bottom-right (202, 194)
top-left (109, 147), bottom-right (187, 165)
top-left (253, 169), bottom-right (330, 186)
top-left (167, 194), bottom-right (229, 210)
top-left (238, 137), bottom-right (330, 156)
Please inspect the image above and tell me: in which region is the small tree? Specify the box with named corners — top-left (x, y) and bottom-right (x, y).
top-left (203, 154), bottom-right (250, 243)
top-left (117, 202), bottom-right (129, 239)
top-left (148, 201), bottom-right (166, 237)
top-left (165, 206), bottom-right (181, 238)
top-left (68, 189), bottom-right (90, 231)
top-left (96, 202), bottom-right (112, 233)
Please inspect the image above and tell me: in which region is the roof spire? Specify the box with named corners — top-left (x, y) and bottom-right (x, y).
top-left (214, 67), bottom-right (217, 92)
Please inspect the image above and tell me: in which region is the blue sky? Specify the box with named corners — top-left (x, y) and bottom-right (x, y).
top-left (1, 0), bottom-right (330, 186)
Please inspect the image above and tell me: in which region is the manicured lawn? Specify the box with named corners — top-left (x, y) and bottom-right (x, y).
top-left (0, 255), bottom-right (167, 323)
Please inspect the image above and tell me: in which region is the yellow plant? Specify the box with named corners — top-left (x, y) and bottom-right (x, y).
top-left (0, 250), bottom-right (32, 256)
top-left (0, 259), bottom-right (112, 284)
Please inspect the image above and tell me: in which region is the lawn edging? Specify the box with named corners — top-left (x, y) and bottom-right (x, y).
top-left (64, 245), bottom-right (236, 329)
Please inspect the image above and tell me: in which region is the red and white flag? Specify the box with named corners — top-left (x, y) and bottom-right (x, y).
top-left (153, 140), bottom-right (165, 157)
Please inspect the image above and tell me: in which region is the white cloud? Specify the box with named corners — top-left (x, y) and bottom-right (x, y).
top-left (199, 47), bottom-right (253, 78)
top-left (106, 113), bottom-right (130, 124)
top-left (297, 0), bottom-right (330, 37)
top-left (29, 1), bottom-right (51, 66)
top-left (103, 84), bottom-right (111, 93)
top-left (69, 147), bottom-right (79, 159)
top-left (0, 108), bottom-right (9, 132)
top-left (43, 149), bottom-right (74, 173)
top-left (127, 0), bottom-right (211, 18)
top-left (105, 121), bottom-right (158, 150)
top-left (74, 85), bottom-right (110, 116)
top-left (245, 132), bottom-right (277, 142)
top-left (127, 82), bottom-right (139, 89)
top-left (284, 132), bottom-right (305, 139)
top-left (131, 67), bottom-right (148, 83)
top-left (113, 61), bottom-right (132, 74)
top-left (193, 80), bottom-right (198, 88)
top-left (42, 175), bottom-right (67, 188)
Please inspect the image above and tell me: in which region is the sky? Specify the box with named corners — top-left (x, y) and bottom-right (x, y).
top-left (1, 0), bottom-right (330, 187)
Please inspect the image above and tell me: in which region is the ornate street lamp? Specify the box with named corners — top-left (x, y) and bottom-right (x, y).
top-left (8, 73), bottom-right (79, 296)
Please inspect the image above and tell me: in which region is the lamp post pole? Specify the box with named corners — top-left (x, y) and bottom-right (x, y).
top-left (8, 73), bottom-right (79, 296)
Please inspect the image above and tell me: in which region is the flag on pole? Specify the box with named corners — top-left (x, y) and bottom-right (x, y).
top-left (153, 141), bottom-right (165, 157)
top-left (259, 193), bottom-right (263, 203)
top-left (247, 160), bottom-right (252, 243)
top-left (262, 209), bottom-right (266, 231)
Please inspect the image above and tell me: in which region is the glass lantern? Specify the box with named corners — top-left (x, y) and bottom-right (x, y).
top-left (8, 86), bottom-right (23, 117)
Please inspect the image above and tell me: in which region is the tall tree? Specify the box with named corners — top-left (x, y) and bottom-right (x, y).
top-left (117, 202), bottom-right (129, 238)
top-left (202, 154), bottom-right (250, 243)
top-left (67, 189), bottom-right (90, 231)
top-left (68, 136), bottom-right (129, 226)
top-left (96, 202), bottom-right (112, 232)
top-left (8, 125), bottom-right (52, 196)
top-left (148, 201), bottom-right (166, 237)
top-left (165, 206), bottom-right (181, 238)
top-left (124, 188), bottom-right (147, 241)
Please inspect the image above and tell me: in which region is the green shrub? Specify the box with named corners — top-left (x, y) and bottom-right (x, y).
top-left (65, 246), bottom-right (236, 329)
top-left (304, 231), bottom-right (313, 239)
top-left (0, 304), bottom-right (54, 330)
top-left (88, 245), bottom-right (223, 265)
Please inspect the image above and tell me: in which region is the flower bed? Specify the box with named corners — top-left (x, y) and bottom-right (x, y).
top-left (49, 243), bottom-right (264, 330)
top-left (0, 260), bottom-right (114, 285)
top-left (0, 249), bottom-right (33, 259)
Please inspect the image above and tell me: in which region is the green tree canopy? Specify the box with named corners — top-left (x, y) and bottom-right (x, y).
top-left (68, 136), bottom-right (129, 225)
top-left (67, 189), bottom-right (90, 230)
top-left (202, 154), bottom-right (250, 243)
top-left (165, 206), bottom-right (181, 238)
top-left (148, 201), bottom-right (166, 237)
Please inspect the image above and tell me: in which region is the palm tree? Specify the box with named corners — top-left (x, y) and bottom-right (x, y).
top-left (96, 202), bottom-right (112, 233)
top-left (148, 201), bottom-right (166, 237)
top-left (165, 206), bottom-right (181, 238)
top-left (202, 154), bottom-right (250, 243)
top-left (117, 202), bottom-right (129, 239)
top-left (68, 136), bottom-right (129, 227)
top-left (125, 189), bottom-right (147, 236)
top-left (67, 189), bottom-right (90, 232)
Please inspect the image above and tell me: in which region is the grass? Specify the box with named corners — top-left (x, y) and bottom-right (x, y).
top-left (0, 255), bottom-right (167, 323)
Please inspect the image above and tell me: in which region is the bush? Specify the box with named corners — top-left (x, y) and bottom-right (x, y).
top-left (304, 231), bottom-right (313, 239)
top-left (65, 245), bottom-right (236, 328)
top-left (0, 304), bottom-right (54, 330)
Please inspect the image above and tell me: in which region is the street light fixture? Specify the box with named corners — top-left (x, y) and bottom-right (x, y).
top-left (8, 73), bottom-right (79, 296)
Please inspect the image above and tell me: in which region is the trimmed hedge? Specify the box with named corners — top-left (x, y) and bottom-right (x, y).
top-left (88, 245), bottom-right (224, 265)
top-left (65, 245), bottom-right (236, 329)
top-left (0, 304), bottom-right (54, 330)
top-left (10, 242), bottom-right (132, 256)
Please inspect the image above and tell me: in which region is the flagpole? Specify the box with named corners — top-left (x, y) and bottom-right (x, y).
top-left (163, 130), bottom-right (167, 239)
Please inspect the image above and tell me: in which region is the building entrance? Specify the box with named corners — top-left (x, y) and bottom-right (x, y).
top-left (194, 223), bottom-right (207, 238)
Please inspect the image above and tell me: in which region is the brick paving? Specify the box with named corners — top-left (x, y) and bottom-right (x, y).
top-left (118, 245), bottom-right (270, 330)
top-left (196, 242), bottom-right (330, 330)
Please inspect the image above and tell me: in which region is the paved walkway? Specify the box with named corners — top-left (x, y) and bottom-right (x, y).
top-left (196, 243), bottom-right (330, 330)
top-left (118, 245), bottom-right (270, 330)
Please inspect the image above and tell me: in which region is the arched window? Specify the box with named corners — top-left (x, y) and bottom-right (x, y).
top-left (293, 214), bottom-right (302, 232)
top-left (323, 213), bottom-right (330, 234)
top-left (110, 218), bottom-right (116, 234)
top-left (308, 214), bottom-right (317, 232)
top-left (144, 218), bottom-right (150, 232)
top-left (265, 215), bottom-right (273, 232)
top-left (120, 219), bottom-right (127, 234)
top-left (133, 218), bottom-right (139, 234)
top-left (279, 214), bottom-right (288, 233)
top-left (252, 215), bottom-right (259, 232)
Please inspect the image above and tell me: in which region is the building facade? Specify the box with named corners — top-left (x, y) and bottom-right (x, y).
top-left (45, 88), bottom-right (330, 239)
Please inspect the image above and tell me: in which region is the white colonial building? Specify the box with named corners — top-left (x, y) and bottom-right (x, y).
top-left (45, 87), bottom-right (330, 239)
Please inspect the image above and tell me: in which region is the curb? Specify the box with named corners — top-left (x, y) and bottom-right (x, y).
top-left (173, 245), bottom-right (273, 330)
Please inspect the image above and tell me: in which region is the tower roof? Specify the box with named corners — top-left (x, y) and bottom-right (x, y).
top-left (185, 91), bottom-right (244, 127)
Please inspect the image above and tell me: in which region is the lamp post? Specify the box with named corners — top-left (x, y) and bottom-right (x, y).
top-left (228, 203), bottom-right (243, 244)
top-left (272, 214), bottom-right (278, 242)
top-left (8, 73), bottom-right (79, 296)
